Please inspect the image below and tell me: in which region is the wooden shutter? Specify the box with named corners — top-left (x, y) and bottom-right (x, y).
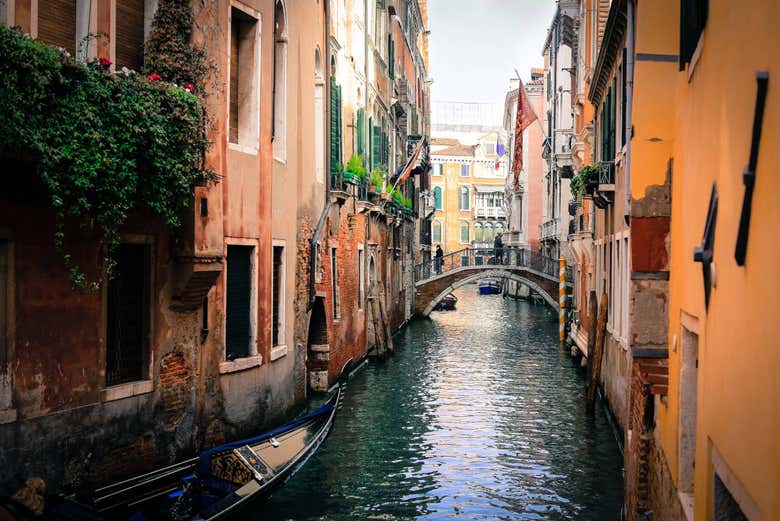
top-left (37, 0), bottom-right (76, 55)
top-left (388, 34), bottom-right (394, 79)
top-left (226, 246), bottom-right (252, 359)
top-left (371, 125), bottom-right (381, 169)
top-left (116, 0), bottom-right (145, 70)
top-left (356, 109), bottom-right (365, 157)
top-left (330, 77), bottom-right (342, 173)
top-left (229, 20), bottom-right (240, 144)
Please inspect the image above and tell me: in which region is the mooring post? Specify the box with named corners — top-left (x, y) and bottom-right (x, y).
top-left (559, 255), bottom-right (566, 346)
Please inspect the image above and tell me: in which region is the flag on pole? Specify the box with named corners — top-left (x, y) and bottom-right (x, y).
top-left (391, 139), bottom-right (424, 191)
top-left (512, 80), bottom-right (538, 189)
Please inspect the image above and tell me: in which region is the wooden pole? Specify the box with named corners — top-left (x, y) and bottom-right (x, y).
top-left (587, 292), bottom-right (608, 412)
top-left (585, 290), bottom-right (598, 383)
top-left (559, 256), bottom-right (566, 345)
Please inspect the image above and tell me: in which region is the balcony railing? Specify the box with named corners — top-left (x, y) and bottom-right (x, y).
top-left (474, 206), bottom-right (506, 219)
top-left (540, 218), bottom-right (560, 241)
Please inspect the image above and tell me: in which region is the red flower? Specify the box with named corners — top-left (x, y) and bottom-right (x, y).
top-left (182, 83), bottom-right (194, 93)
top-left (147, 73), bottom-right (161, 81)
top-left (98, 57), bottom-right (112, 67)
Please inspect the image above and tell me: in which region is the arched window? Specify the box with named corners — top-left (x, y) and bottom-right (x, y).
top-left (314, 47), bottom-right (324, 184)
top-left (495, 222), bottom-right (504, 237)
top-left (273, 0), bottom-right (288, 161)
top-left (459, 186), bottom-right (470, 210)
top-left (459, 222), bottom-right (470, 243)
top-left (484, 222), bottom-right (494, 243)
top-left (432, 221), bottom-right (442, 243)
top-left (474, 222), bottom-right (483, 242)
top-left (433, 186), bottom-right (442, 210)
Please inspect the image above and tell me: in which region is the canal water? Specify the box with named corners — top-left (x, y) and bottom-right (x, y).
top-left (254, 287), bottom-right (624, 520)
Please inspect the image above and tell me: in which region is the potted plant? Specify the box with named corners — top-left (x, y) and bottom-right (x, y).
top-left (369, 166), bottom-right (386, 194)
top-left (570, 164), bottom-right (600, 198)
top-left (342, 154), bottom-right (366, 185)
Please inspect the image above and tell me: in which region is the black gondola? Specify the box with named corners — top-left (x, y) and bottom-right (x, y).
top-left (2, 387), bottom-right (341, 521)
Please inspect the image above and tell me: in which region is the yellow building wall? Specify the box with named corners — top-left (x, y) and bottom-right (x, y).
top-left (661, 1), bottom-right (779, 520)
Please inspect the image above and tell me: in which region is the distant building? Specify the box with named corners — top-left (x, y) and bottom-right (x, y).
top-left (430, 132), bottom-right (508, 256)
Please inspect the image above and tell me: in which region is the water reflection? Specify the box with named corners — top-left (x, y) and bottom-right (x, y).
top-left (253, 287), bottom-right (623, 520)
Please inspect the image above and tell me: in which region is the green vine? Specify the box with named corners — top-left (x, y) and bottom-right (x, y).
top-left (0, 18), bottom-right (216, 291)
top-left (570, 164), bottom-right (600, 198)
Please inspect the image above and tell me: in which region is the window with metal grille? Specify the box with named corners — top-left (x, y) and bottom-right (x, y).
top-left (272, 245), bottom-right (284, 346)
top-left (106, 243), bottom-right (151, 386)
top-left (226, 245), bottom-right (253, 360)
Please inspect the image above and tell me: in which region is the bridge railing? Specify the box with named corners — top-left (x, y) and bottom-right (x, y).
top-left (415, 246), bottom-right (565, 283)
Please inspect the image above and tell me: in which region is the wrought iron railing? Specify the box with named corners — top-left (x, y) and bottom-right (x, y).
top-left (598, 161), bottom-right (615, 185)
top-left (414, 246), bottom-right (567, 284)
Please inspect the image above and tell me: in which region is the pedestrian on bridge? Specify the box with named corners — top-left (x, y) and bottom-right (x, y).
top-left (494, 233), bottom-right (504, 265)
top-left (435, 244), bottom-right (443, 274)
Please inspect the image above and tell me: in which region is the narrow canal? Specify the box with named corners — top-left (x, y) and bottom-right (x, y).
top-left (255, 288), bottom-right (624, 520)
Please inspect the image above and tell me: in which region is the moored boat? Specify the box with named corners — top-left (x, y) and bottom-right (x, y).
top-left (434, 294), bottom-right (458, 311)
top-left (3, 387), bottom-right (341, 521)
top-left (478, 278), bottom-right (501, 295)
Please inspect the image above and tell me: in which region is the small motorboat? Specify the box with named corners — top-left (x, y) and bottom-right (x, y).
top-left (5, 387), bottom-right (341, 521)
top-left (434, 294), bottom-right (458, 311)
top-left (478, 278), bottom-right (501, 295)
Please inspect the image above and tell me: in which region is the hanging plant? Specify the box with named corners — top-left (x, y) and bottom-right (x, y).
top-left (0, 23), bottom-right (217, 291)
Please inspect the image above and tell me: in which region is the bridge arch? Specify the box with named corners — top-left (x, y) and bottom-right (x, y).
top-left (420, 269), bottom-right (559, 317)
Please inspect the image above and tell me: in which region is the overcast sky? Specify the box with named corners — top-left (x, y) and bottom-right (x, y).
top-left (428, 0), bottom-right (557, 105)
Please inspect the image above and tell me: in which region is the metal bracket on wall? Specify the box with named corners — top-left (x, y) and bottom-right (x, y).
top-left (735, 71), bottom-right (769, 266)
top-left (694, 184), bottom-right (718, 311)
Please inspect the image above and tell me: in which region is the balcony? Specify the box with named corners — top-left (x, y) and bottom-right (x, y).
top-left (474, 206), bottom-right (506, 219)
top-left (422, 191), bottom-right (436, 218)
top-left (540, 218), bottom-right (560, 242)
top-left (593, 161), bottom-right (615, 209)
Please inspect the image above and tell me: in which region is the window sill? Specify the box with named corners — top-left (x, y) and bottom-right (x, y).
top-left (102, 380), bottom-right (153, 402)
top-left (0, 408), bottom-right (17, 424)
top-left (228, 142), bottom-right (259, 155)
top-left (219, 354), bottom-right (263, 374)
top-left (270, 345), bottom-right (288, 362)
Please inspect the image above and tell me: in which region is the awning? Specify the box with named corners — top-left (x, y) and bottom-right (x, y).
top-left (473, 185), bottom-right (505, 193)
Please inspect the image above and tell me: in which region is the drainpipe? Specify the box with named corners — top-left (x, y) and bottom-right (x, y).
top-left (624, 0), bottom-right (635, 224)
top-left (309, 0), bottom-right (333, 310)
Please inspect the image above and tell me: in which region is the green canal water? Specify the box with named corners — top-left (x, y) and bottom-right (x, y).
top-left (253, 288), bottom-right (624, 520)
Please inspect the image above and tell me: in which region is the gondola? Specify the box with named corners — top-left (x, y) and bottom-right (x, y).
top-left (2, 387), bottom-right (341, 521)
top-left (478, 278), bottom-right (501, 295)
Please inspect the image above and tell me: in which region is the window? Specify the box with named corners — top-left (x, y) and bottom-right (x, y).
top-left (331, 247), bottom-right (340, 319)
top-left (679, 325), bottom-right (699, 495)
top-left (358, 246), bottom-right (365, 309)
top-left (272, 244), bottom-right (285, 347)
top-left (273, 0), bottom-right (288, 160)
top-left (356, 108), bottom-right (366, 158)
top-left (38, 0), bottom-right (77, 56)
top-left (433, 163), bottom-right (442, 176)
top-left (315, 48), bottom-right (325, 183)
top-left (483, 222), bottom-right (494, 243)
top-left (680, 0), bottom-right (708, 71)
top-left (460, 163), bottom-right (470, 177)
top-left (330, 75), bottom-right (343, 175)
top-left (473, 223), bottom-right (483, 242)
top-left (432, 221), bottom-right (442, 243)
top-left (0, 239), bottom-right (10, 401)
top-left (106, 242), bottom-right (151, 385)
top-left (433, 186), bottom-right (442, 210)
top-left (714, 474), bottom-right (749, 521)
top-left (459, 223), bottom-right (469, 243)
top-left (226, 245), bottom-right (254, 360)
top-left (116, 0), bottom-right (145, 69)
top-left (459, 186), bottom-right (470, 210)
top-left (495, 222), bottom-right (504, 237)
top-left (483, 142), bottom-right (495, 155)
top-left (229, 7), bottom-right (260, 148)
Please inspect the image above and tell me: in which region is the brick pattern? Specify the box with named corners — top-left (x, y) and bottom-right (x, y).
top-left (159, 352), bottom-right (193, 430)
top-left (92, 433), bottom-right (156, 483)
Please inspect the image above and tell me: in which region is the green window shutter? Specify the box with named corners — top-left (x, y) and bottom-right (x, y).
top-left (330, 78), bottom-right (342, 173)
top-left (371, 125), bottom-right (381, 169)
top-left (357, 109), bottom-right (366, 158)
top-left (381, 130), bottom-right (388, 165)
top-left (388, 35), bottom-right (394, 80)
top-left (434, 186), bottom-right (442, 209)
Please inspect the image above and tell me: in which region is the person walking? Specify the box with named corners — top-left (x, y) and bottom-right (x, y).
top-left (494, 233), bottom-right (504, 265)
top-left (435, 244), bottom-right (444, 274)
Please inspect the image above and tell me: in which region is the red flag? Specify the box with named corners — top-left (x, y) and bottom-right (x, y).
top-left (511, 81), bottom-right (538, 189)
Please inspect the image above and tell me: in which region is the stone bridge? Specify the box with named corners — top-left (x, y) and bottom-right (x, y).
top-left (414, 248), bottom-right (572, 316)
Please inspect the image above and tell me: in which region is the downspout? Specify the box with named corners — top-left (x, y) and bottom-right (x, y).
top-left (309, 0), bottom-right (332, 310)
top-left (624, 0), bottom-right (635, 223)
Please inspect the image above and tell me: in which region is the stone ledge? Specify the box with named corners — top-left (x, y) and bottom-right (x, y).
top-left (102, 380), bottom-right (154, 403)
top-left (0, 408), bottom-right (17, 424)
top-left (270, 345), bottom-right (288, 362)
top-left (219, 354), bottom-right (263, 374)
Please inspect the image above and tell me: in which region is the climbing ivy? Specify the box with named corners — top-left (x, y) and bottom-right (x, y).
top-left (0, 14), bottom-right (216, 291)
